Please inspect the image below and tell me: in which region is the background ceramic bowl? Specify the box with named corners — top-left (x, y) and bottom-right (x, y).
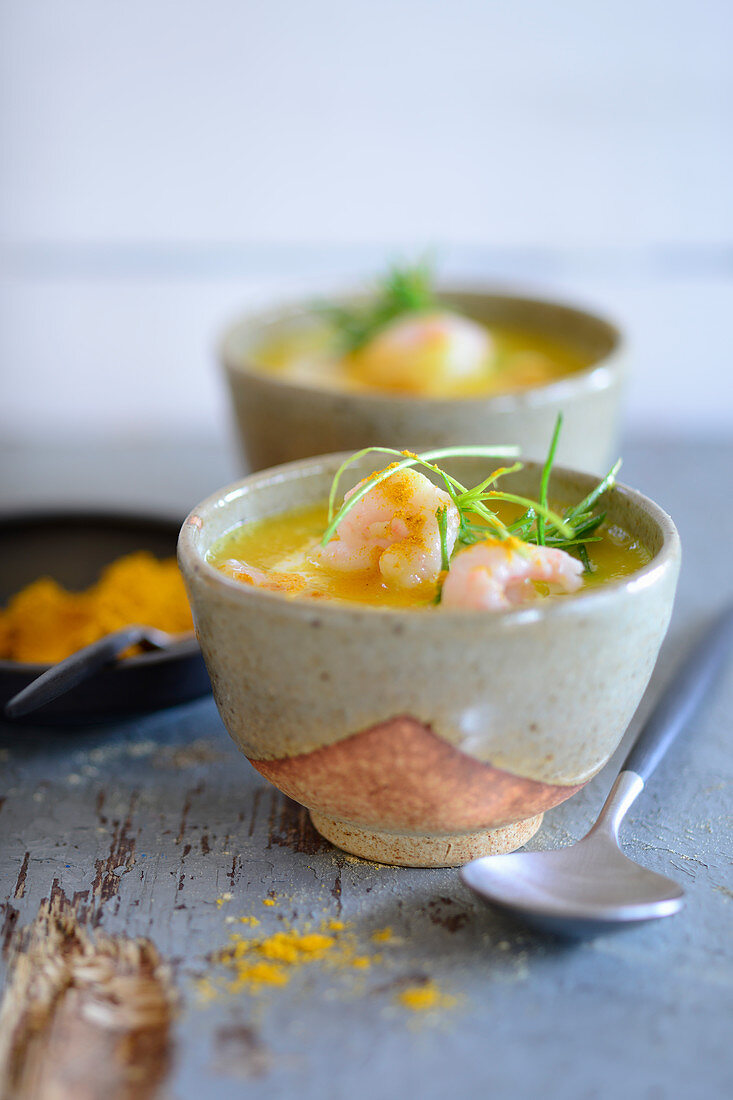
top-left (221, 288), bottom-right (624, 475)
top-left (179, 453), bottom-right (679, 867)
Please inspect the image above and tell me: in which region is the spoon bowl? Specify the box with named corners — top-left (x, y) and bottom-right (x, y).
top-left (461, 607), bottom-right (733, 935)
top-left (461, 777), bottom-right (685, 936)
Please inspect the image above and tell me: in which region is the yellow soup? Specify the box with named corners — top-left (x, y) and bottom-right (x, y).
top-left (250, 320), bottom-right (590, 399)
top-left (208, 502), bottom-right (651, 611)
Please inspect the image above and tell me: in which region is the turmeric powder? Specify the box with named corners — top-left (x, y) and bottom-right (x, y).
top-left (0, 552), bottom-right (193, 664)
top-left (198, 902), bottom-right (460, 1018)
top-left (198, 910), bottom-right (382, 1001)
top-left (397, 981), bottom-right (457, 1012)
top-left (209, 928), bottom-right (337, 995)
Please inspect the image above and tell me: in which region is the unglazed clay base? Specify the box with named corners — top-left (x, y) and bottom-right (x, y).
top-left (309, 812), bottom-right (544, 867)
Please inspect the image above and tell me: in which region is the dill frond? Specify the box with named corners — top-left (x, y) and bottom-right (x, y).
top-left (321, 416), bottom-right (621, 578)
top-left (318, 260), bottom-right (437, 353)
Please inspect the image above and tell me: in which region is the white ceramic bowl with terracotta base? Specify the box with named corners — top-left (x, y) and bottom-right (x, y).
top-left (178, 454), bottom-right (680, 867)
top-left (221, 288), bottom-right (624, 475)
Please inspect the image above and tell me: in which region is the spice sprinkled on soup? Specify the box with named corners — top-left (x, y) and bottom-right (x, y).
top-left (250, 263), bottom-right (590, 398)
top-left (207, 418), bottom-right (651, 611)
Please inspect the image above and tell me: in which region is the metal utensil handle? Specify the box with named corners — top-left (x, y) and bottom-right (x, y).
top-left (622, 605), bottom-right (733, 784)
top-left (4, 625), bottom-right (146, 719)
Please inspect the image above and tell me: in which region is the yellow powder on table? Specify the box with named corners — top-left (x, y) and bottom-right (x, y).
top-left (262, 898), bottom-right (276, 907)
top-left (197, 909), bottom-right (453, 1017)
top-left (0, 551), bottom-right (193, 664)
top-left (196, 977), bottom-right (219, 1004)
top-left (209, 929), bottom-right (336, 994)
top-left (199, 916), bottom-right (382, 1001)
top-left (397, 982), bottom-right (457, 1012)
top-left (257, 931), bottom-right (334, 964)
top-left (228, 960), bottom-right (289, 992)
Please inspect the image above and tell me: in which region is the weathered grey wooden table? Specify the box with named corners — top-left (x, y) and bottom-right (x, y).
top-left (1, 436), bottom-right (731, 1099)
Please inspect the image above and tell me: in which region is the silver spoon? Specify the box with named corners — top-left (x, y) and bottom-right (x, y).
top-left (4, 625), bottom-right (191, 719)
top-left (461, 605), bottom-right (733, 936)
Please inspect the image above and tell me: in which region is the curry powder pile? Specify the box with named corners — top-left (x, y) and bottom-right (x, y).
top-left (0, 552), bottom-right (193, 664)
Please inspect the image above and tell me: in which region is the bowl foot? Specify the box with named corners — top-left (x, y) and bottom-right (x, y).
top-left (309, 812), bottom-right (544, 867)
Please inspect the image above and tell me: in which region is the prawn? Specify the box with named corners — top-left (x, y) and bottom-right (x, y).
top-left (440, 538), bottom-right (583, 611)
top-left (314, 467), bottom-right (459, 589)
top-left (354, 311), bottom-right (491, 394)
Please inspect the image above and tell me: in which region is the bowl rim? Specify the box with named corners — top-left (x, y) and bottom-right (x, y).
top-left (218, 283), bottom-right (625, 411)
top-left (178, 451), bottom-right (681, 628)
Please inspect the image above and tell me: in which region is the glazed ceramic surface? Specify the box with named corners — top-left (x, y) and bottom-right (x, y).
top-left (221, 289), bottom-right (624, 475)
top-left (179, 454), bottom-right (680, 866)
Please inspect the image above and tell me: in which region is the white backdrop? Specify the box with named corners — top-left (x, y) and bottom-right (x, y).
top-left (1, 0), bottom-right (731, 442)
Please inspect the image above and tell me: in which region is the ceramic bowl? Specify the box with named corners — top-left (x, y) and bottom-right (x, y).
top-left (221, 288), bottom-right (623, 475)
top-left (178, 454), bottom-right (680, 867)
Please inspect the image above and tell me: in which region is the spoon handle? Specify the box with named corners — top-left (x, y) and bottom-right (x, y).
top-left (621, 604), bottom-right (733, 784)
top-left (4, 625), bottom-right (146, 719)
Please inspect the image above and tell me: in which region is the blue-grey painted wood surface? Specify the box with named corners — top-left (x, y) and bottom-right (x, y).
top-left (1, 437), bottom-right (731, 1099)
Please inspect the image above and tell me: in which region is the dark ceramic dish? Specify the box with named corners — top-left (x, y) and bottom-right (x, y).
top-left (0, 512), bottom-right (210, 726)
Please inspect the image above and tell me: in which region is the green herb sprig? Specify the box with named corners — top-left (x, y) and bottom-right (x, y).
top-left (321, 416), bottom-right (621, 579)
top-left (506, 416), bottom-right (622, 570)
top-left (318, 261), bottom-right (437, 354)
top-left (322, 443), bottom-right (570, 549)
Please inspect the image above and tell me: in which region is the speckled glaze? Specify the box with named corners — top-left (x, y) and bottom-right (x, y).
top-left (221, 288), bottom-right (624, 475)
top-left (178, 454), bottom-right (680, 867)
